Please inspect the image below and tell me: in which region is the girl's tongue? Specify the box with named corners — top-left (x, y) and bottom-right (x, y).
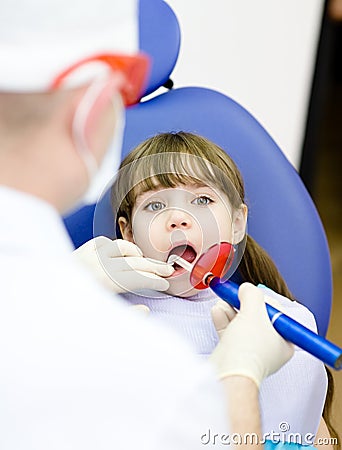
top-left (168, 245), bottom-right (197, 270)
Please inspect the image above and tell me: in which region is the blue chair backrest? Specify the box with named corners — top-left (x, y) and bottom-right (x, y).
top-left (64, 0), bottom-right (332, 336)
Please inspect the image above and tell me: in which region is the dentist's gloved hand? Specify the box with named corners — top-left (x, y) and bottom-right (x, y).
top-left (73, 236), bottom-right (174, 294)
top-left (210, 282), bottom-right (294, 388)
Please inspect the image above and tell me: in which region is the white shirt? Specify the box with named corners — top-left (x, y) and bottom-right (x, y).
top-left (0, 187), bottom-right (229, 450)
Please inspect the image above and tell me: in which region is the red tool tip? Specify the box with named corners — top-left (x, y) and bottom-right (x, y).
top-left (190, 242), bottom-right (235, 290)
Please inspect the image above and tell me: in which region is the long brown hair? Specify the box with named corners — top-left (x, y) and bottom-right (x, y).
top-left (111, 131), bottom-right (337, 443)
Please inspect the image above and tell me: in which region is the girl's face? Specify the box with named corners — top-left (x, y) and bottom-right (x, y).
top-left (119, 182), bottom-right (247, 297)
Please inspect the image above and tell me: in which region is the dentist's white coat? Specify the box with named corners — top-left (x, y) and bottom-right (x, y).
top-left (0, 187), bottom-right (229, 450)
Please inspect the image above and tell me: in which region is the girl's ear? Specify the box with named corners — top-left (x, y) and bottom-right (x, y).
top-left (232, 204), bottom-right (248, 244)
top-left (118, 217), bottom-right (134, 242)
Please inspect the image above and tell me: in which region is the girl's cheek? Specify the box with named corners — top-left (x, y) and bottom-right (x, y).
top-left (133, 217), bottom-right (165, 253)
top-left (148, 222), bottom-right (166, 250)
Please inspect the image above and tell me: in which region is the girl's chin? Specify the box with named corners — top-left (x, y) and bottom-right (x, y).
top-left (165, 281), bottom-right (199, 298)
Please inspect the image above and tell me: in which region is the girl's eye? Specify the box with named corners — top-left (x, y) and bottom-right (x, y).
top-left (145, 201), bottom-right (166, 211)
top-left (192, 195), bottom-right (213, 206)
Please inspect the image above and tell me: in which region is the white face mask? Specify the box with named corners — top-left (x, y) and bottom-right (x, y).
top-left (71, 76), bottom-right (126, 209)
top-left (81, 100), bottom-right (125, 205)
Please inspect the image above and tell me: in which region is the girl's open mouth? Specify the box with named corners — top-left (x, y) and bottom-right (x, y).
top-left (167, 244), bottom-right (197, 276)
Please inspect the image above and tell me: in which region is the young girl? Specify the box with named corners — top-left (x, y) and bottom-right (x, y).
top-left (109, 131), bottom-right (336, 446)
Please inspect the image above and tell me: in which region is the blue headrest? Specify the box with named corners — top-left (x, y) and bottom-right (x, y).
top-left (64, 0), bottom-right (332, 336)
top-left (139, 0), bottom-right (180, 97)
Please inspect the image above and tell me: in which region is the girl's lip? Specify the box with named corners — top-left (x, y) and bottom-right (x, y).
top-left (167, 241), bottom-right (197, 261)
top-left (166, 239), bottom-right (197, 255)
top-left (169, 267), bottom-right (186, 278)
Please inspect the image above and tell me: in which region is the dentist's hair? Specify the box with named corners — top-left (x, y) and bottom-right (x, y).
top-left (111, 131), bottom-right (338, 443)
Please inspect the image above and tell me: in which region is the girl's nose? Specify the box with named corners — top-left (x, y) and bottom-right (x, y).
top-left (166, 210), bottom-right (192, 230)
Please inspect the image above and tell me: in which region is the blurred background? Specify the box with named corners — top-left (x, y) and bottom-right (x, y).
top-left (311, 0), bottom-right (342, 439)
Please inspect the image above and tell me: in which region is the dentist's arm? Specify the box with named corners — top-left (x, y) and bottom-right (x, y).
top-left (211, 283), bottom-right (294, 449)
top-left (222, 376), bottom-right (262, 449)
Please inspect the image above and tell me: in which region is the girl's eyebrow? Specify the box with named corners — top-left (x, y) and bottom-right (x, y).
top-left (134, 188), bottom-right (163, 204)
top-left (137, 182), bottom-right (213, 198)
top-left (189, 182), bottom-right (217, 192)
top-left (191, 182), bottom-right (211, 189)
top-left (136, 181), bottom-right (214, 199)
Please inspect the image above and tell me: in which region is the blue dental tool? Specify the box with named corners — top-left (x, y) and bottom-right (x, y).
top-left (168, 243), bottom-right (342, 370)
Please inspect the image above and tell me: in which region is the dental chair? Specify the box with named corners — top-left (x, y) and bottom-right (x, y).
top-left (64, 0), bottom-right (332, 336)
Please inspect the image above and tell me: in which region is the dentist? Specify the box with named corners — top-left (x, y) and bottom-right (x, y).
top-left (0, 1), bottom-right (293, 449)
